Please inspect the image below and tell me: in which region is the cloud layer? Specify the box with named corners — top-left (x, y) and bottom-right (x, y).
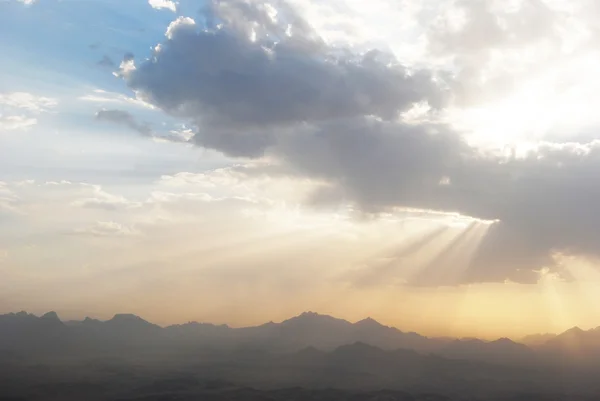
top-left (117, 0), bottom-right (600, 285)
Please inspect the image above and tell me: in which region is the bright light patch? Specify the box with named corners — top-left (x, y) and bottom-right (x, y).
top-left (148, 0), bottom-right (176, 13)
top-left (449, 52), bottom-right (600, 148)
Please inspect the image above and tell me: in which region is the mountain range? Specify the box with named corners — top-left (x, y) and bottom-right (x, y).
top-left (6, 311), bottom-right (600, 399)
top-left (3, 310), bottom-right (600, 366)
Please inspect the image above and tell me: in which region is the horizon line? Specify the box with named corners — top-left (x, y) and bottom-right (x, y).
top-left (2, 309), bottom-right (581, 341)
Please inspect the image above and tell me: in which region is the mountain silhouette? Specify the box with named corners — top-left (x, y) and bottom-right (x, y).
top-left (1, 309), bottom-right (591, 367)
top-left (539, 326), bottom-right (600, 362)
top-left (521, 333), bottom-right (556, 347)
top-left (105, 313), bottom-right (160, 331)
top-left (40, 311), bottom-right (62, 322)
top-left (438, 337), bottom-right (535, 365)
top-left (6, 309), bottom-right (600, 398)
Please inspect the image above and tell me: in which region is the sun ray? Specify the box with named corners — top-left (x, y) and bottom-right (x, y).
top-left (409, 223), bottom-right (479, 285)
top-left (534, 265), bottom-right (571, 337)
top-left (410, 223), bottom-right (492, 286)
top-left (350, 225), bottom-right (451, 287)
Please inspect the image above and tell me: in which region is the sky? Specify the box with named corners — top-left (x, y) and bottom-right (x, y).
top-left (3, 0), bottom-right (600, 339)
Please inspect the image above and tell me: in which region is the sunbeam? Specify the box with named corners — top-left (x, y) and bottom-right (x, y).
top-left (350, 225), bottom-right (451, 287)
top-left (410, 223), bottom-right (492, 286)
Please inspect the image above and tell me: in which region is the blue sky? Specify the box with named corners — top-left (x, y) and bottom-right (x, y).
top-left (0, 0), bottom-right (229, 185)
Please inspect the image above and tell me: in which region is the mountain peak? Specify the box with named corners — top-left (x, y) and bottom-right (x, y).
top-left (108, 314), bottom-right (155, 326)
top-left (521, 333), bottom-right (556, 346)
top-left (41, 311), bottom-right (60, 321)
top-left (350, 341), bottom-right (378, 349)
top-left (561, 326), bottom-right (585, 336)
top-left (106, 314), bottom-right (160, 331)
top-left (300, 311), bottom-right (323, 318)
top-left (1, 311), bottom-right (35, 321)
top-left (333, 341), bottom-right (386, 357)
top-left (110, 313), bottom-right (145, 322)
top-left (281, 312), bottom-right (352, 331)
top-left (285, 311), bottom-right (338, 323)
top-left (492, 337), bottom-right (516, 344)
top-left (354, 317), bottom-right (387, 328)
top-left (489, 338), bottom-right (531, 351)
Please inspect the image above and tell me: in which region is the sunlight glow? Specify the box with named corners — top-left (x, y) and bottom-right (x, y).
top-left (451, 53), bottom-right (600, 148)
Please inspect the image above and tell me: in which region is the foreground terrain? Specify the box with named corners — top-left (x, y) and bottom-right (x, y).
top-left (0, 360), bottom-right (596, 401)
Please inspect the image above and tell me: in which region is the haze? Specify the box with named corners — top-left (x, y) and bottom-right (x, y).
top-left (3, 0), bottom-right (600, 342)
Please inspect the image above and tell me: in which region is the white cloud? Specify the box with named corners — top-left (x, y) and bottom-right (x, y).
top-left (0, 115), bottom-right (37, 131)
top-left (165, 126), bottom-right (194, 142)
top-left (0, 182), bottom-right (20, 214)
top-left (0, 92), bottom-right (57, 113)
top-left (1, 181), bottom-right (142, 224)
top-left (148, 191), bottom-right (214, 204)
top-left (70, 185), bottom-right (142, 211)
top-left (74, 221), bottom-right (140, 237)
top-left (79, 89), bottom-right (155, 110)
top-left (165, 16), bottom-right (196, 40)
top-left (148, 0), bottom-right (177, 13)
top-left (157, 166), bottom-right (324, 206)
top-left (0, 92), bottom-right (57, 132)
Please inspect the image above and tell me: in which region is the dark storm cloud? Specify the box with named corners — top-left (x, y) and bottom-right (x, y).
top-left (276, 118), bottom-right (467, 212)
top-left (122, 0), bottom-right (600, 285)
top-left (95, 109), bottom-right (153, 137)
top-left (126, 0), bottom-right (446, 145)
top-left (275, 118), bottom-right (600, 284)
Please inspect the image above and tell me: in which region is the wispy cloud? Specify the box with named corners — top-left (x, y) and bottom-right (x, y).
top-left (0, 115), bottom-right (36, 131)
top-left (79, 89), bottom-right (155, 110)
top-left (0, 92), bottom-right (57, 132)
top-left (73, 221), bottom-right (140, 237)
top-left (0, 93), bottom-right (57, 113)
